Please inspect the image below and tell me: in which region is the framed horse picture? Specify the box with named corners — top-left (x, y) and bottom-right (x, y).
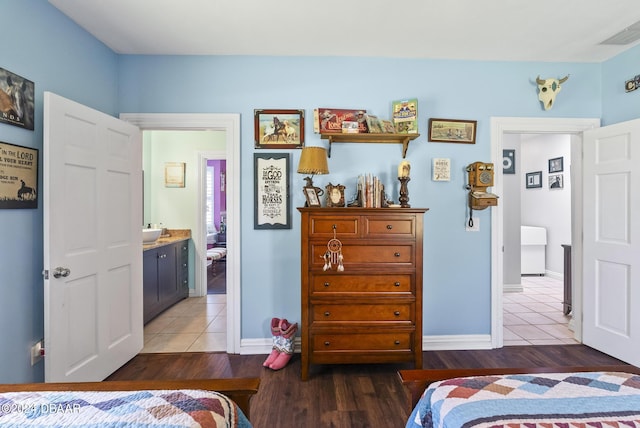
top-left (0, 141), bottom-right (38, 209)
top-left (0, 68), bottom-right (34, 131)
top-left (254, 109), bottom-right (305, 149)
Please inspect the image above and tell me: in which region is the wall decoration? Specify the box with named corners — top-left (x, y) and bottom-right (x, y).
top-left (254, 153), bottom-right (291, 229)
top-left (548, 156), bottom-right (563, 173)
top-left (0, 141), bottom-right (38, 209)
top-left (549, 174), bottom-right (563, 189)
top-left (428, 118), bottom-right (476, 144)
top-left (0, 67), bottom-right (34, 130)
top-left (625, 74), bottom-right (640, 93)
top-left (164, 162), bottom-right (186, 187)
top-left (503, 149), bottom-right (516, 174)
top-left (526, 171), bottom-right (542, 189)
top-left (432, 158), bottom-right (451, 181)
top-left (254, 109), bottom-right (305, 149)
top-left (535, 75), bottom-right (569, 110)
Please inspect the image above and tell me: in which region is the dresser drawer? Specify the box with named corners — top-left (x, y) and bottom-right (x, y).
top-left (309, 216), bottom-right (359, 238)
top-left (312, 332), bottom-right (412, 352)
top-left (310, 244), bottom-right (414, 267)
top-left (310, 274), bottom-right (412, 294)
top-left (311, 303), bottom-right (413, 323)
top-left (364, 215), bottom-right (416, 238)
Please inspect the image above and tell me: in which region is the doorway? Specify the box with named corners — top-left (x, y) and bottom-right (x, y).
top-left (121, 113), bottom-right (241, 354)
top-left (490, 117), bottom-right (600, 348)
top-left (502, 133), bottom-right (575, 345)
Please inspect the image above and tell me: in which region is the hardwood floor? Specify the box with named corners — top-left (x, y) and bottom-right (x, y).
top-left (106, 345), bottom-right (631, 428)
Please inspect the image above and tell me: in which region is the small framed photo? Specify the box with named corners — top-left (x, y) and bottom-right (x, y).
top-left (548, 156), bottom-right (563, 173)
top-left (164, 162), bottom-right (186, 188)
top-left (303, 187), bottom-right (321, 207)
top-left (526, 171), bottom-right (542, 189)
top-left (549, 174), bottom-right (563, 189)
top-left (325, 183), bottom-right (345, 207)
top-left (503, 149), bottom-right (516, 174)
top-left (428, 118), bottom-right (477, 144)
top-left (255, 109), bottom-right (305, 149)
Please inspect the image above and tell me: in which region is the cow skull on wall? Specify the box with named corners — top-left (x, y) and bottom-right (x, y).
top-left (536, 75), bottom-right (569, 110)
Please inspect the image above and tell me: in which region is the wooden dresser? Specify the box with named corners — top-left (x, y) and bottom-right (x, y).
top-left (298, 207), bottom-right (427, 380)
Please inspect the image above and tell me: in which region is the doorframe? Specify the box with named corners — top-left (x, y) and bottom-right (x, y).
top-left (490, 117), bottom-right (600, 348)
top-left (120, 113), bottom-right (241, 354)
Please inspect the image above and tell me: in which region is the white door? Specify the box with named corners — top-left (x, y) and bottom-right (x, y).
top-left (583, 118), bottom-right (640, 366)
top-left (43, 92), bottom-right (143, 382)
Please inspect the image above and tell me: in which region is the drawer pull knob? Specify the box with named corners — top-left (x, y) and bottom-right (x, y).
top-left (386, 224), bottom-right (393, 230)
top-left (394, 281), bottom-right (400, 287)
top-left (324, 311), bottom-right (331, 317)
top-left (394, 311), bottom-right (401, 316)
top-left (324, 341), bottom-right (330, 346)
top-left (394, 340), bottom-right (401, 345)
top-left (394, 252), bottom-right (401, 257)
top-left (324, 282), bottom-right (330, 287)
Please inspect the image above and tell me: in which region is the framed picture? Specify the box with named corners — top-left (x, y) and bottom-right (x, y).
top-left (428, 118), bottom-right (477, 144)
top-left (254, 153), bottom-right (291, 229)
top-left (0, 141), bottom-right (38, 209)
top-left (0, 67), bottom-right (34, 131)
top-left (549, 156), bottom-right (563, 173)
top-left (549, 174), bottom-right (563, 189)
top-left (526, 171), bottom-right (542, 189)
top-left (254, 109), bottom-right (305, 149)
top-left (325, 183), bottom-right (345, 207)
top-left (503, 149), bottom-right (516, 174)
top-left (164, 162), bottom-right (185, 188)
top-left (303, 186), bottom-right (321, 207)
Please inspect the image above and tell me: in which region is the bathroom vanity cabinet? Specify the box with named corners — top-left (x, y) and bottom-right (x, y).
top-left (143, 238), bottom-right (189, 324)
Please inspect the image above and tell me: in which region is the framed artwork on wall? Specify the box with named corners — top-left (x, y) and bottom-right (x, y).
top-left (164, 162), bottom-right (186, 188)
top-left (254, 109), bottom-right (305, 149)
top-left (428, 118), bottom-right (477, 144)
top-left (526, 171), bottom-right (542, 189)
top-left (254, 153), bottom-right (291, 229)
top-left (0, 141), bottom-right (38, 209)
top-left (548, 156), bottom-right (563, 173)
top-left (503, 149), bottom-right (515, 174)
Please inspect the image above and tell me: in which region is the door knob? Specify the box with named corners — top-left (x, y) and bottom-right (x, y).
top-left (53, 267), bottom-right (71, 278)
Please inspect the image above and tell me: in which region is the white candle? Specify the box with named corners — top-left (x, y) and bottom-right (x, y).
top-left (398, 161), bottom-right (410, 178)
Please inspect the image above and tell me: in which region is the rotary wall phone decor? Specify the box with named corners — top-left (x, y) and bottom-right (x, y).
top-left (465, 161), bottom-right (499, 226)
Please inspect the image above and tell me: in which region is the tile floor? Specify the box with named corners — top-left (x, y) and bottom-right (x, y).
top-left (503, 275), bottom-right (577, 346)
top-left (142, 294), bottom-right (227, 353)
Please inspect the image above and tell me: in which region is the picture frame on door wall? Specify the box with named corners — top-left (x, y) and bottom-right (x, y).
top-left (0, 141), bottom-right (38, 209)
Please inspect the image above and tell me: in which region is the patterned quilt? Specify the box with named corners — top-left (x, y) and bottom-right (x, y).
top-left (406, 371), bottom-right (640, 428)
top-left (0, 388), bottom-right (252, 427)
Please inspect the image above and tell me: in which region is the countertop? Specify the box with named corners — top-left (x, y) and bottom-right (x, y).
top-left (143, 229), bottom-right (191, 251)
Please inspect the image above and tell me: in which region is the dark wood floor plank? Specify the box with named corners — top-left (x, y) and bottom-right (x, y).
top-left (107, 345), bottom-right (633, 428)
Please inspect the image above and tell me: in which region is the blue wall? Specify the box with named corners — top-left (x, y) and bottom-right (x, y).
top-left (0, 0), bottom-right (638, 383)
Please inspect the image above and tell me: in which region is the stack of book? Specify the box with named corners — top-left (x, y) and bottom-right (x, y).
top-left (356, 174), bottom-right (386, 208)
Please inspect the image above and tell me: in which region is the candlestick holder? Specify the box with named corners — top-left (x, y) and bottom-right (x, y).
top-left (398, 177), bottom-right (410, 208)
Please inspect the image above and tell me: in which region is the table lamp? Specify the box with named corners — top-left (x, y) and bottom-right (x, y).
top-left (297, 146), bottom-right (329, 206)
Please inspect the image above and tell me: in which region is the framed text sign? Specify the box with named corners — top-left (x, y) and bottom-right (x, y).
top-left (0, 141), bottom-right (38, 209)
top-left (254, 153), bottom-right (291, 229)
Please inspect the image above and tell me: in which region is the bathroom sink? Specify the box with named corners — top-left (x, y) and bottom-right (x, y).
top-left (143, 228), bottom-right (162, 243)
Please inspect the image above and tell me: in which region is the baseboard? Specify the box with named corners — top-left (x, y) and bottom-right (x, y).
top-left (503, 283), bottom-right (523, 293)
top-left (423, 334), bottom-right (493, 350)
top-left (239, 335), bottom-right (493, 355)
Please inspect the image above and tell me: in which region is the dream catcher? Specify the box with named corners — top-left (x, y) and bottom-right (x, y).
top-left (322, 226), bottom-right (344, 272)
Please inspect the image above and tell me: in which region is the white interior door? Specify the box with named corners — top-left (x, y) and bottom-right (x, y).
top-left (43, 92), bottom-right (143, 382)
top-left (583, 118), bottom-right (640, 366)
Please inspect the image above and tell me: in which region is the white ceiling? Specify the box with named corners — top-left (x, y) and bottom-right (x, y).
top-left (48, 0), bottom-right (640, 62)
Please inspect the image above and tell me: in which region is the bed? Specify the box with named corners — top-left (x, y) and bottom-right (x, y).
top-left (0, 377), bottom-right (259, 427)
top-left (399, 365), bottom-right (640, 428)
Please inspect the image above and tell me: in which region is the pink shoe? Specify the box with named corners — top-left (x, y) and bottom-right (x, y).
top-left (262, 318), bottom-right (281, 367)
top-left (269, 319), bottom-right (297, 370)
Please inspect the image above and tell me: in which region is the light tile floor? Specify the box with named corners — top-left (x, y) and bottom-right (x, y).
top-left (503, 275), bottom-right (578, 346)
top-left (142, 294), bottom-right (227, 353)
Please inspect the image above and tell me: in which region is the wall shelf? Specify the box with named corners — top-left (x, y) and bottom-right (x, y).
top-left (320, 133), bottom-right (420, 158)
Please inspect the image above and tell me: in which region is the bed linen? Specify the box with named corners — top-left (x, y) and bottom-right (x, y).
top-left (406, 371), bottom-right (640, 428)
top-left (0, 388), bottom-right (251, 427)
